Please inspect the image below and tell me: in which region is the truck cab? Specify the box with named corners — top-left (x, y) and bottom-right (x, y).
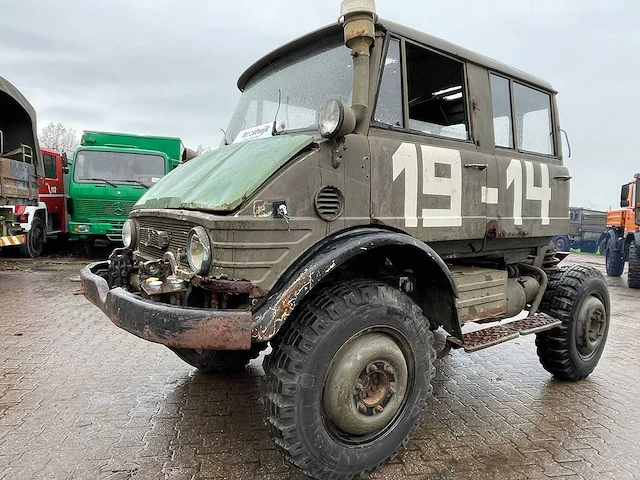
top-left (81, 2), bottom-right (610, 478)
top-left (604, 175), bottom-right (640, 287)
top-left (67, 131), bottom-right (186, 248)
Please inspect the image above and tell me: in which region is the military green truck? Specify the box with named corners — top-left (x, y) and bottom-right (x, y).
top-left (81, 1), bottom-right (611, 478)
top-left (553, 207), bottom-right (608, 253)
top-left (68, 131), bottom-right (190, 250)
top-left (0, 76), bottom-right (45, 254)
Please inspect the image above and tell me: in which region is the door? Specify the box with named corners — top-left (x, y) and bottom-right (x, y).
top-left (485, 74), bottom-right (570, 240)
top-left (40, 151), bottom-right (65, 233)
top-left (369, 37), bottom-right (487, 247)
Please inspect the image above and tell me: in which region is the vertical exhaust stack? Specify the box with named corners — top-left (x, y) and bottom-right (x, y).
top-left (340, 0), bottom-right (377, 124)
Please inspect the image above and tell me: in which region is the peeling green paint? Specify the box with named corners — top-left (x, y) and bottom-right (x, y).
top-left (134, 135), bottom-right (314, 212)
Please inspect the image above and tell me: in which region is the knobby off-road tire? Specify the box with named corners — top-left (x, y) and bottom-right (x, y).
top-left (536, 265), bottom-right (610, 381)
top-left (605, 242), bottom-right (624, 277)
top-left (171, 344), bottom-right (265, 374)
top-left (262, 280), bottom-right (435, 480)
top-left (628, 241), bottom-right (640, 289)
top-left (19, 217), bottom-right (45, 258)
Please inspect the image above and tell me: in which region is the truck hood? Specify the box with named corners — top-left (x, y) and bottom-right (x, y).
top-left (134, 134), bottom-right (313, 212)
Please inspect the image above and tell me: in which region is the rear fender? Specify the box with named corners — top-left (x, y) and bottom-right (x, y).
top-left (251, 227), bottom-right (460, 342)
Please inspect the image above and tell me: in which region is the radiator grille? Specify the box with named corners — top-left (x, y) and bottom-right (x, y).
top-left (136, 216), bottom-right (193, 266)
top-left (74, 199), bottom-right (136, 219)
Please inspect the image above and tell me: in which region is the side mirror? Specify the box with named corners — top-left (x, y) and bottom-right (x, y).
top-left (182, 148), bottom-right (198, 163)
top-left (61, 152), bottom-right (68, 167)
top-left (621, 184), bottom-right (630, 208)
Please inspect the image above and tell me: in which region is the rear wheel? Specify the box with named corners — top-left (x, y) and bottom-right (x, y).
top-left (536, 265), bottom-right (610, 381)
top-left (553, 235), bottom-right (570, 252)
top-left (19, 217), bottom-right (45, 258)
top-left (171, 344), bottom-right (266, 374)
top-left (628, 241), bottom-right (640, 289)
top-left (262, 280), bottom-right (435, 479)
top-left (605, 242), bottom-right (624, 277)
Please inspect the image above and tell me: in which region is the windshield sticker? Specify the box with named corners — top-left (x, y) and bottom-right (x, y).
top-left (234, 123), bottom-right (273, 144)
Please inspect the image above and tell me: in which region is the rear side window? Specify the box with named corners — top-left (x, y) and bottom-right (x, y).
top-left (43, 154), bottom-right (56, 179)
top-left (406, 43), bottom-right (468, 141)
top-left (490, 74), bottom-right (513, 148)
top-left (514, 83), bottom-right (554, 155)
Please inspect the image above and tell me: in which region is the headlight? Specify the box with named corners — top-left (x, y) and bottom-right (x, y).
top-left (72, 224), bottom-right (91, 233)
top-left (317, 99), bottom-right (356, 138)
top-left (187, 226), bottom-right (211, 275)
top-left (122, 219), bottom-right (137, 249)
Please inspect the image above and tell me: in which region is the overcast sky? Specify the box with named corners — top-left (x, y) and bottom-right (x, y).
top-left (2, 0), bottom-right (638, 209)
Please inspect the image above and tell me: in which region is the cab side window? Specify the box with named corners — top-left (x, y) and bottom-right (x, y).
top-left (406, 43), bottom-right (468, 140)
top-left (43, 154), bottom-right (57, 179)
top-left (490, 74), bottom-right (513, 148)
top-left (514, 83), bottom-right (554, 155)
top-left (374, 39), bottom-right (403, 127)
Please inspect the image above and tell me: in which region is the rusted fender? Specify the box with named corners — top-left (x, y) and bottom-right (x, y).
top-left (80, 262), bottom-right (252, 350)
top-left (252, 227), bottom-right (459, 342)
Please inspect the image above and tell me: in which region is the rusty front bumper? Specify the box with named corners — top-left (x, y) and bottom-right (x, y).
top-left (80, 262), bottom-right (252, 350)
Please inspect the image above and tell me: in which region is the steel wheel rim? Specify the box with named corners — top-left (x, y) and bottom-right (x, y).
top-left (322, 328), bottom-right (411, 442)
top-left (575, 295), bottom-right (607, 358)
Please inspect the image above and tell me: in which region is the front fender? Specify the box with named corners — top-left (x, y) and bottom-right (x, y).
top-left (251, 227), bottom-right (459, 341)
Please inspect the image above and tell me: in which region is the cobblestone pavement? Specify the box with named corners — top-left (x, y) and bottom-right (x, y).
top-left (0, 255), bottom-right (639, 479)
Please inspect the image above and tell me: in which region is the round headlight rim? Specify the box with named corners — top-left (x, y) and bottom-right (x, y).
top-left (317, 98), bottom-right (356, 139)
top-left (187, 226), bottom-right (212, 275)
top-left (122, 218), bottom-right (137, 249)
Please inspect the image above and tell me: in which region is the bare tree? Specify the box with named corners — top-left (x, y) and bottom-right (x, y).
top-left (196, 144), bottom-right (212, 156)
top-left (39, 123), bottom-right (80, 152)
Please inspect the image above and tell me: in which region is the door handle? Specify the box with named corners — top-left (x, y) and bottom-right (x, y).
top-left (553, 175), bottom-right (572, 181)
top-left (464, 163), bottom-right (487, 171)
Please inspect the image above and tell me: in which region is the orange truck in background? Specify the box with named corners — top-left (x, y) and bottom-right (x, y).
top-left (604, 174), bottom-right (640, 288)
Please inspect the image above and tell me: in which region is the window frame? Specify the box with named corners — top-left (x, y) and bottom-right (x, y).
top-left (43, 153), bottom-right (57, 180)
top-left (489, 70), bottom-right (558, 159)
top-left (372, 34), bottom-right (474, 145)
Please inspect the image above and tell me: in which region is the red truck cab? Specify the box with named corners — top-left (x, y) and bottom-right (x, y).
top-left (38, 148), bottom-right (67, 235)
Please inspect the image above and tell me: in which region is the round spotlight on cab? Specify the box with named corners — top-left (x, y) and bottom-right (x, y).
top-left (187, 226), bottom-right (212, 275)
top-left (317, 99), bottom-right (356, 138)
top-left (122, 219), bottom-right (138, 249)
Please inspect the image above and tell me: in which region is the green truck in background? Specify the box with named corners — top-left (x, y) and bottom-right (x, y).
top-left (68, 131), bottom-right (192, 250)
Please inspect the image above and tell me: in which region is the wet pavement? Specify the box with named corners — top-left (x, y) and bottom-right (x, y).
top-left (0, 254), bottom-right (639, 479)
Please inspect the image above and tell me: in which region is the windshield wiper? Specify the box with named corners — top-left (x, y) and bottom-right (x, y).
top-left (120, 179), bottom-right (149, 189)
top-left (86, 178), bottom-right (118, 188)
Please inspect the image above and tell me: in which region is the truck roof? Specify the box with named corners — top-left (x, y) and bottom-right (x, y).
top-left (237, 20), bottom-right (555, 93)
top-left (80, 130), bottom-right (184, 163)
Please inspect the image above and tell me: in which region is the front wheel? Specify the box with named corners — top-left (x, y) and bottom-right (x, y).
top-left (536, 265), bottom-right (610, 381)
top-left (262, 280), bottom-right (435, 480)
top-left (171, 344), bottom-right (266, 374)
top-left (553, 235), bottom-right (570, 252)
top-left (628, 241), bottom-right (640, 289)
top-left (605, 242), bottom-right (624, 277)
top-left (19, 217), bottom-right (45, 258)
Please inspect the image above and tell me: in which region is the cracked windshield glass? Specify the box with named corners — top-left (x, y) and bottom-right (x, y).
top-left (226, 36), bottom-right (353, 143)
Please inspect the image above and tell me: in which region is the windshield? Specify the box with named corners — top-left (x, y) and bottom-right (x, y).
top-left (74, 150), bottom-right (165, 186)
top-left (226, 36), bottom-right (353, 143)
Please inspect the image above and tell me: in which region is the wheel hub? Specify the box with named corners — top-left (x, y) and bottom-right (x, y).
top-left (355, 361), bottom-right (396, 415)
top-left (576, 295), bottom-right (606, 357)
top-left (323, 333), bottom-right (408, 436)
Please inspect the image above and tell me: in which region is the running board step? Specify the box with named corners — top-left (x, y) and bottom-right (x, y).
top-left (451, 313), bottom-right (562, 353)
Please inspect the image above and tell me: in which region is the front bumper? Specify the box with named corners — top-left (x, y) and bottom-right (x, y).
top-left (80, 261), bottom-right (252, 350)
